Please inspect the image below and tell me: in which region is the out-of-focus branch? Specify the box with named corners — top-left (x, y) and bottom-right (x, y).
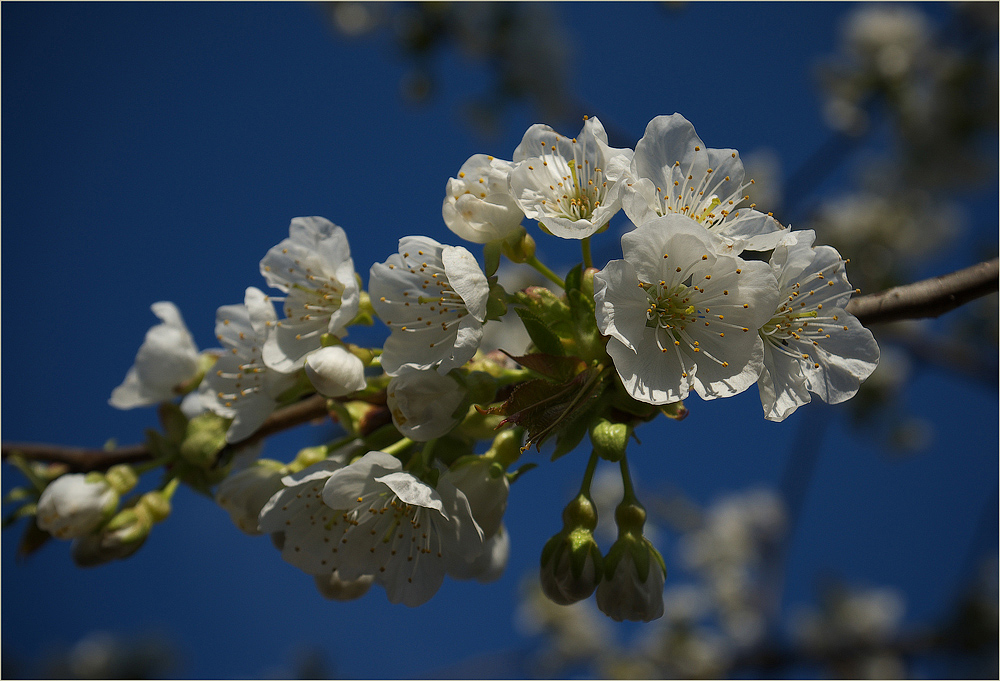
top-left (846, 258), bottom-right (998, 325)
top-left (3, 260), bottom-right (997, 472)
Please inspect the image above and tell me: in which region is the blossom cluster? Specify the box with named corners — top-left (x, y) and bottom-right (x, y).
top-left (24, 112), bottom-right (878, 620)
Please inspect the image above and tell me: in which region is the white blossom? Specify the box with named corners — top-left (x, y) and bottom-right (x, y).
top-left (109, 302), bottom-right (200, 409)
top-left (443, 457), bottom-right (509, 539)
top-left (594, 217), bottom-right (780, 405)
top-left (509, 116), bottom-right (632, 239)
top-left (321, 451), bottom-right (484, 607)
top-left (386, 370), bottom-right (466, 441)
top-left (259, 217), bottom-right (359, 372)
top-left (443, 154), bottom-right (524, 243)
top-left (448, 524), bottom-right (510, 583)
top-left (620, 114), bottom-right (787, 251)
top-left (370, 236), bottom-right (490, 376)
top-left (199, 287), bottom-right (297, 443)
top-left (757, 230), bottom-right (879, 421)
top-left (257, 444), bottom-right (363, 577)
top-left (37, 474), bottom-right (118, 540)
top-left (304, 345), bottom-right (367, 397)
top-left (313, 570), bottom-right (374, 601)
top-left (215, 459), bottom-right (287, 535)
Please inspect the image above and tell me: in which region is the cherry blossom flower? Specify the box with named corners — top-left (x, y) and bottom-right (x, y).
top-left (257, 450), bottom-right (360, 577)
top-left (259, 217), bottom-right (359, 372)
top-left (199, 287), bottom-right (297, 443)
top-left (594, 217), bottom-right (780, 405)
top-left (36, 474), bottom-right (119, 540)
top-left (386, 370), bottom-right (466, 441)
top-left (757, 230), bottom-right (879, 421)
top-left (321, 451), bottom-right (484, 607)
top-left (443, 154), bottom-right (524, 243)
top-left (448, 524), bottom-right (510, 583)
top-left (620, 114), bottom-right (786, 251)
top-left (109, 302), bottom-right (200, 409)
top-left (508, 116), bottom-right (632, 239)
top-left (370, 236), bottom-right (489, 376)
top-left (215, 459), bottom-right (287, 535)
top-left (443, 456), bottom-right (509, 539)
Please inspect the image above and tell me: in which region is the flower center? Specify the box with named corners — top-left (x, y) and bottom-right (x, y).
top-left (650, 150), bottom-right (756, 228)
top-left (534, 137), bottom-right (607, 222)
top-left (760, 259), bottom-right (851, 369)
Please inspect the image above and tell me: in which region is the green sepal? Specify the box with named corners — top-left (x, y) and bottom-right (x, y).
top-left (483, 240), bottom-right (502, 277)
top-left (180, 412), bottom-right (229, 469)
top-left (2, 502), bottom-right (37, 530)
top-left (157, 402), bottom-right (188, 444)
top-left (500, 226), bottom-right (535, 263)
top-left (564, 263), bottom-right (583, 295)
top-left (348, 284), bottom-right (376, 327)
top-left (514, 307), bottom-right (565, 356)
top-left (659, 401), bottom-right (690, 421)
top-left (485, 279), bottom-right (508, 321)
top-left (2, 487), bottom-right (33, 505)
top-left (17, 520), bottom-right (51, 560)
top-left (274, 369), bottom-right (318, 406)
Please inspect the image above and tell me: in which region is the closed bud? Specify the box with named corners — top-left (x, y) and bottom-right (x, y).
top-left (460, 371), bottom-right (498, 406)
top-left (596, 534), bottom-right (666, 622)
top-left (589, 418), bottom-right (629, 462)
top-left (138, 490), bottom-right (172, 524)
top-left (36, 474), bottom-right (119, 540)
top-left (597, 495), bottom-right (666, 622)
top-left (500, 226), bottom-right (535, 263)
top-left (180, 412), bottom-right (228, 468)
top-left (539, 493), bottom-right (604, 605)
top-left (485, 428), bottom-right (523, 468)
top-left (104, 465), bottom-right (138, 495)
top-left (216, 460), bottom-right (287, 535)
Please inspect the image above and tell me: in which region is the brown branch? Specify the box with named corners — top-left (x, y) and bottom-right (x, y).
top-left (3, 259), bottom-right (997, 472)
top-left (846, 258), bottom-right (998, 325)
top-left (1, 394), bottom-right (331, 473)
top-left (0, 443), bottom-right (152, 473)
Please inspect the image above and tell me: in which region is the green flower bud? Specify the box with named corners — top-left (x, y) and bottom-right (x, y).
top-left (104, 465), bottom-right (138, 495)
top-left (589, 418), bottom-right (629, 462)
top-left (485, 428), bottom-right (524, 468)
top-left (180, 412), bottom-right (228, 468)
top-left (539, 494), bottom-right (604, 605)
top-left (138, 490), bottom-right (172, 524)
top-left (596, 495), bottom-right (666, 622)
top-left (460, 371), bottom-right (498, 406)
top-left (500, 226), bottom-right (535, 263)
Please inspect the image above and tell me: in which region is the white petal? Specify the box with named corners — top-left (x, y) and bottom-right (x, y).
top-left (305, 346), bottom-right (367, 397)
top-left (374, 472), bottom-right (446, 515)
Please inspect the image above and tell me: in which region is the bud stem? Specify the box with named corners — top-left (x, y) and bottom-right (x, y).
top-left (581, 237), bottom-right (593, 270)
top-left (525, 256), bottom-right (564, 289)
top-left (579, 449), bottom-right (601, 498)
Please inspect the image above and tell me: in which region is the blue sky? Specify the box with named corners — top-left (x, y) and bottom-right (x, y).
top-left (2, 3), bottom-right (996, 678)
